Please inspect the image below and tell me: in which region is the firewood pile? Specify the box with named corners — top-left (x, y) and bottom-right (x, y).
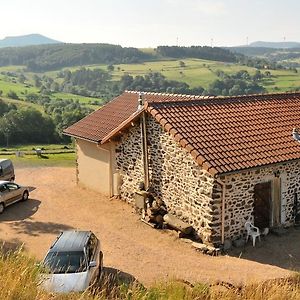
top-left (135, 189), bottom-right (193, 235)
top-left (143, 193), bottom-right (168, 229)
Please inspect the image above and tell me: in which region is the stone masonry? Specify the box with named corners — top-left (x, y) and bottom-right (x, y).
top-left (115, 115), bottom-right (219, 244)
top-left (115, 113), bottom-right (300, 245)
top-left (219, 160), bottom-right (300, 240)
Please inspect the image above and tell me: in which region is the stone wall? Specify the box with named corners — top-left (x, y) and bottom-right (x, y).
top-left (115, 115), bottom-right (218, 244)
top-left (115, 113), bottom-right (300, 244)
top-left (220, 160), bottom-right (300, 240)
top-left (115, 124), bottom-right (144, 201)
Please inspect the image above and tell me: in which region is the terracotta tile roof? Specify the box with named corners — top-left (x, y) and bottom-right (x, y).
top-left (146, 92), bottom-right (300, 175)
top-left (63, 91), bottom-right (212, 142)
top-left (64, 91), bottom-right (300, 175)
top-left (63, 92), bottom-right (141, 142)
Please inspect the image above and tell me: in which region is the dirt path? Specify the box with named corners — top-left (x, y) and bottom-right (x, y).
top-left (0, 167), bottom-right (294, 285)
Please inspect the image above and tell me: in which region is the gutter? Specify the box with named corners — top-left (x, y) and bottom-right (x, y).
top-left (215, 177), bottom-right (226, 245)
top-left (139, 93), bottom-right (150, 190)
top-left (63, 133), bottom-right (99, 144)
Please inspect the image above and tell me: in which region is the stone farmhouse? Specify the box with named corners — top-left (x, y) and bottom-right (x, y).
top-left (64, 91), bottom-right (300, 246)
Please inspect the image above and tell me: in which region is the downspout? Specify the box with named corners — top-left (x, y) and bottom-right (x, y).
top-left (215, 177), bottom-right (226, 244)
top-left (138, 93), bottom-right (150, 190)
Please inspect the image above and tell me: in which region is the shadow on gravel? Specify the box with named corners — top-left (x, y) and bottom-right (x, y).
top-left (96, 267), bottom-right (140, 296)
top-left (0, 238), bottom-right (25, 253)
top-left (228, 227), bottom-right (300, 272)
top-left (11, 220), bottom-right (74, 236)
top-left (0, 199), bottom-right (41, 221)
top-left (101, 267), bottom-right (137, 285)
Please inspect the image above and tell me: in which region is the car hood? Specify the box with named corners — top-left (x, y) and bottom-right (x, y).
top-left (40, 272), bottom-right (90, 293)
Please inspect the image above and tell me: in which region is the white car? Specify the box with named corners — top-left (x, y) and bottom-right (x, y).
top-left (41, 231), bottom-right (103, 293)
top-left (0, 180), bottom-right (29, 214)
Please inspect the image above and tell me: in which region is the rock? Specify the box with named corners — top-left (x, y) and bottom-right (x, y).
top-left (192, 242), bottom-right (208, 251)
top-left (180, 238), bottom-right (193, 244)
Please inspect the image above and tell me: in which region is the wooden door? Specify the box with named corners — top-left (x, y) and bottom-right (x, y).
top-left (254, 182), bottom-right (271, 228)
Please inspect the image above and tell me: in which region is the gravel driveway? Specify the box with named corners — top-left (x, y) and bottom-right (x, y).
top-left (0, 167), bottom-right (295, 285)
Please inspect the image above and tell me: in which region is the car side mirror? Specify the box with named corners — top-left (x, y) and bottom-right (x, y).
top-left (89, 261), bottom-right (97, 268)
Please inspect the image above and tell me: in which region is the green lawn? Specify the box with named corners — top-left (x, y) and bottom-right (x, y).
top-left (0, 152), bottom-right (76, 168)
top-left (0, 143), bottom-right (73, 151)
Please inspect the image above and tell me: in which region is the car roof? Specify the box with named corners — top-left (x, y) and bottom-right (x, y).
top-left (49, 231), bottom-right (92, 252)
top-left (0, 180), bottom-right (10, 185)
top-left (0, 159), bottom-right (11, 163)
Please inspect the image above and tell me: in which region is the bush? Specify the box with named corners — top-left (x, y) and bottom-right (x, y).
top-left (7, 90), bottom-right (19, 100)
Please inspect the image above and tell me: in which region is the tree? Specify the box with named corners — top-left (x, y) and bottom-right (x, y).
top-left (0, 111), bottom-right (18, 146)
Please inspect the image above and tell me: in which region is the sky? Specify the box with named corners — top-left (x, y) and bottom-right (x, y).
top-left (0, 0), bottom-right (299, 47)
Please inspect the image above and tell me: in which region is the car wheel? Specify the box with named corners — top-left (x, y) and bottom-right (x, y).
top-left (0, 203), bottom-right (4, 214)
top-left (22, 191), bottom-right (29, 201)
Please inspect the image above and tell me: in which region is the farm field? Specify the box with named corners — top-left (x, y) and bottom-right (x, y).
top-left (0, 143), bottom-right (75, 168)
top-left (41, 58), bottom-right (300, 92)
top-left (111, 59), bottom-right (300, 92)
top-left (1, 58), bottom-right (300, 106)
top-left (0, 67), bottom-right (100, 106)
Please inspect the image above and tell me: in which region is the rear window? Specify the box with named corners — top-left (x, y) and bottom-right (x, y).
top-left (43, 251), bottom-right (87, 274)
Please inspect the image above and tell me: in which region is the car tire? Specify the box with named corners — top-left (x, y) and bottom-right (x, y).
top-left (0, 203), bottom-right (4, 214)
top-left (22, 191), bottom-right (29, 201)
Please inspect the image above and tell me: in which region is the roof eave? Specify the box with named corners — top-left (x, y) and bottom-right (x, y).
top-left (216, 157), bottom-right (300, 178)
top-left (63, 131), bottom-right (99, 144)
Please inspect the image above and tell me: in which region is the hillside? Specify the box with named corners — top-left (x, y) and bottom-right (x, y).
top-left (249, 41), bottom-right (300, 48)
top-left (0, 43), bottom-right (153, 72)
top-left (0, 34), bottom-right (61, 48)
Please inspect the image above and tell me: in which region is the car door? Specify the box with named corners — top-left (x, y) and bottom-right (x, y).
top-left (0, 184), bottom-right (10, 205)
top-left (5, 183), bottom-right (21, 205)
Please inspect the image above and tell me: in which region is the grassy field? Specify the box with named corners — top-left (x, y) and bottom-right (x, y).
top-left (1, 59), bottom-right (300, 102)
top-left (0, 66), bottom-right (101, 107)
top-left (0, 152), bottom-right (76, 168)
top-left (0, 96), bottom-right (44, 111)
top-left (1, 248), bottom-right (300, 300)
top-left (53, 58), bottom-right (300, 92)
top-left (0, 144), bottom-right (75, 168)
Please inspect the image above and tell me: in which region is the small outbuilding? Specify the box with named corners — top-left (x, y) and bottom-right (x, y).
top-left (64, 91), bottom-right (300, 246)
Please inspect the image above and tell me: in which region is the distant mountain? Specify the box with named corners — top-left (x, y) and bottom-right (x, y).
top-left (0, 34), bottom-right (62, 48)
top-left (248, 41), bottom-right (300, 49)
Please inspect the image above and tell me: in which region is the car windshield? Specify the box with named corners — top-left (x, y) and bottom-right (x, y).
top-left (43, 251), bottom-right (87, 274)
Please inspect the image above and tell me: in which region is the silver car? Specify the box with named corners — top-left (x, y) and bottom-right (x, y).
top-left (41, 231), bottom-right (103, 293)
top-left (0, 180), bottom-right (29, 214)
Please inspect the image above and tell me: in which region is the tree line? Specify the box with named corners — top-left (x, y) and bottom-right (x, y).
top-left (0, 44), bottom-right (152, 72)
top-left (157, 46), bottom-right (237, 63)
top-left (0, 96), bottom-right (91, 146)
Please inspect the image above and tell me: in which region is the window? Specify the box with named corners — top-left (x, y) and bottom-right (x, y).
top-left (43, 251), bottom-right (87, 274)
top-left (0, 185), bottom-right (7, 193)
top-left (6, 183), bottom-right (19, 191)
